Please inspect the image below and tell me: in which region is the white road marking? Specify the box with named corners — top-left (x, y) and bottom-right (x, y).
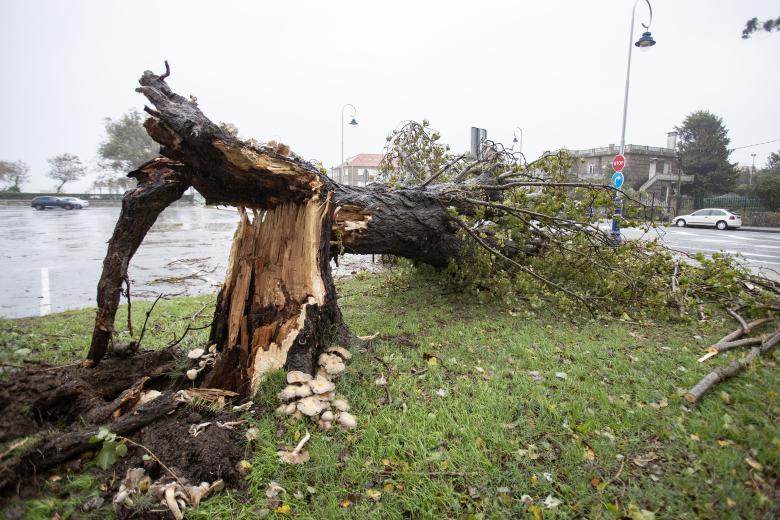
top-left (680, 246), bottom-right (779, 262)
top-left (40, 267), bottom-right (51, 316)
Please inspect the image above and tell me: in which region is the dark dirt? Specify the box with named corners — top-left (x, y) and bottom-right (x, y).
top-left (0, 350), bottom-right (177, 443)
top-left (0, 348), bottom-right (250, 517)
top-left (135, 408), bottom-right (246, 486)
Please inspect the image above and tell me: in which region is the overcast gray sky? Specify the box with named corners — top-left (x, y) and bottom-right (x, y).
top-left (1, 0), bottom-right (779, 192)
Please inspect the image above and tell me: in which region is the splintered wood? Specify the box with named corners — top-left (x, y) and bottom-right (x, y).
top-left (216, 200), bottom-right (329, 393)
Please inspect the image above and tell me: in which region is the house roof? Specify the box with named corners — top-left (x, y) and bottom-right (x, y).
top-left (346, 154), bottom-right (385, 168)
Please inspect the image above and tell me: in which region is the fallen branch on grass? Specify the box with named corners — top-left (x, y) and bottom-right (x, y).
top-left (685, 330), bottom-right (780, 404)
top-left (696, 317), bottom-right (774, 362)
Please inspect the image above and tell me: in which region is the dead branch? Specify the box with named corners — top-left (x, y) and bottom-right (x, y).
top-left (136, 293), bottom-right (165, 349)
top-left (685, 330), bottom-right (780, 403)
top-left (420, 153), bottom-right (466, 187)
top-left (726, 308), bottom-right (749, 333)
top-left (86, 159), bottom-right (190, 366)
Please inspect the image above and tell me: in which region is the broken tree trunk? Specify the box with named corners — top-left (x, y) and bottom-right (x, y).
top-left (86, 159), bottom-right (190, 365)
top-left (132, 65), bottom-right (508, 394)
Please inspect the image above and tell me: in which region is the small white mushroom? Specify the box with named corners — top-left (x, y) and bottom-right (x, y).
top-left (333, 399), bottom-right (350, 412)
top-left (325, 346), bottom-right (352, 359)
top-left (321, 356), bottom-right (346, 376)
top-left (187, 348), bottom-right (205, 360)
top-left (294, 385), bottom-right (313, 398)
top-left (186, 368), bottom-right (200, 381)
top-left (326, 346), bottom-right (352, 360)
top-left (318, 420), bottom-right (333, 430)
top-left (277, 385), bottom-right (301, 401)
top-left (320, 410), bottom-right (334, 422)
top-left (287, 371), bottom-right (313, 384)
top-left (277, 431), bottom-right (311, 464)
top-left (308, 376), bottom-right (336, 394)
top-left (284, 402), bottom-right (297, 415)
top-left (164, 485), bottom-right (184, 520)
top-left (297, 396), bottom-right (325, 416)
top-left (187, 482), bottom-right (211, 507)
top-left (315, 368), bottom-right (330, 380)
top-left (337, 411), bottom-right (357, 429)
top-left (318, 353), bottom-right (335, 365)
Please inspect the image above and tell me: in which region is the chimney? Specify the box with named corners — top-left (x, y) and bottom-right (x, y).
top-left (666, 131), bottom-right (678, 150)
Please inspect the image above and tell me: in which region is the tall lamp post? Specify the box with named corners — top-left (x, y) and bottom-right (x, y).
top-left (512, 127), bottom-right (523, 155)
top-left (750, 153), bottom-right (757, 185)
top-left (341, 104), bottom-right (358, 184)
top-left (612, 0), bottom-right (656, 244)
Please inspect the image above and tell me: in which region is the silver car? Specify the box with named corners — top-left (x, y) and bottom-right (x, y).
top-left (60, 197), bottom-right (90, 209)
top-left (673, 208), bottom-right (742, 230)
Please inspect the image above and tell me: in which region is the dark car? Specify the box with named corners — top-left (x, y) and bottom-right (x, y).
top-left (31, 196), bottom-right (89, 210)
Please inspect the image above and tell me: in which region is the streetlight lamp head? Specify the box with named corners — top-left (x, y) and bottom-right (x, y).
top-left (349, 117), bottom-right (358, 126)
top-left (635, 31), bottom-right (656, 51)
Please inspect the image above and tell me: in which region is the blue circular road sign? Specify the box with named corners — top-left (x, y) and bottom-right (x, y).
top-left (611, 171), bottom-right (624, 189)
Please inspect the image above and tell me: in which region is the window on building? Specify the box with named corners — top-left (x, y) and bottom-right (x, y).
top-left (588, 163), bottom-right (595, 175)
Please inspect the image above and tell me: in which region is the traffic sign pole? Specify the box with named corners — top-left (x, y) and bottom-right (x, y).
top-left (610, 155), bottom-right (626, 246)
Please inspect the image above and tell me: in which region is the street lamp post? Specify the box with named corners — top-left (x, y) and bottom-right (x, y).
top-left (612, 0), bottom-right (656, 245)
top-left (341, 104), bottom-right (358, 184)
top-left (750, 153), bottom-right (757, 185)
top-left (512, 127), bottom-right (523, 156)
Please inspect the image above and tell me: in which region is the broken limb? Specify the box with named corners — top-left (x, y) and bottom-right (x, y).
top-left (87, 158), bottom-right (190, 366)
top-left (685, 330), bottom-right (780, 404)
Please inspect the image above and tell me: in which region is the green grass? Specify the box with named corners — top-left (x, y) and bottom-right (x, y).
top-left (2, 271), bottom-right (779, 519)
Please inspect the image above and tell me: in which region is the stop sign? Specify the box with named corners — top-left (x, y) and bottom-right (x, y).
top-left (612, 154), bottom-right (625, 172)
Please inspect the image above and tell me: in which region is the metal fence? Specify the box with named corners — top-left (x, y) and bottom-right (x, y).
top-left (702, 195), bottom-right (764, 211)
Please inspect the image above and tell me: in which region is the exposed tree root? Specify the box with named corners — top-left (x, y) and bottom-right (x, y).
top-left (0, 349), bottom-right (247, 497)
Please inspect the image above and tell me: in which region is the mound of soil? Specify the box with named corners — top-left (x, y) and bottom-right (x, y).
top-left (0, 349), bottom-right (250, 508)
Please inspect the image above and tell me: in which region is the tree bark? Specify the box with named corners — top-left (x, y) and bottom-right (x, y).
top-left (127, 65), bottom-right (540, 394)
top-left (86, 159), bottom-right (190, 365)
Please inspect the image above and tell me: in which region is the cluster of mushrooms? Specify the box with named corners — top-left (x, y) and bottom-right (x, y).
top-left (275, 346), bottom-right (356, 430)
top-left (185, 345), bottom-right (217, 380)
top-left (113, 467), bottom-right (223, 520)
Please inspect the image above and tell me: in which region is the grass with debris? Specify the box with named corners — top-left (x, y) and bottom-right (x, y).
top-left (1, 270), bottom-right (779, 519)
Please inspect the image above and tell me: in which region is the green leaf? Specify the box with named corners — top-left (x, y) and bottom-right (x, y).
top-left (114, 442), bottom-right (128, 458)
top-left (95, 447), bottom-right (117, 470)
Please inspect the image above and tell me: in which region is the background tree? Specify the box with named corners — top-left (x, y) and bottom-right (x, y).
top-left (752, 151), bottom-right (780, 211)
top-left (47, 153), bottom-right (86, 193)
top-left (676, 111), bottom-right (737, 208)
top-left (98, 109), bottom-right (159, 171)
top-left (0, 160), bottom-right (30, 192)
top-left (97, 108), bottom-right (160, 191)
top-left (742, 16), bottom-right (780, 38)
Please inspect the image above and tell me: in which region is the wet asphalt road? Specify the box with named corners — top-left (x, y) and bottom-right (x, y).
top-left (0, 206), bottom-right (777, 318)
top-left (620, 226), bottom-right (780, 279)
top-left (0, 205), bottom-right (236, 319)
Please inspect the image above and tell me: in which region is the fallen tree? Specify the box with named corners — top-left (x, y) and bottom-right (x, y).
top-left (2, 63), bottom-right (779, 510)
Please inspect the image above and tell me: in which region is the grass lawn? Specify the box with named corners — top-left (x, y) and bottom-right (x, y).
top-left (1, 270), bottom-right (778, 519)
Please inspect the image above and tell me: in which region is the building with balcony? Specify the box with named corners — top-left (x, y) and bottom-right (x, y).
top-left (565, 132), bottom-right (693, 206)
top-left (331, 153), bottom-right (385, 186)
